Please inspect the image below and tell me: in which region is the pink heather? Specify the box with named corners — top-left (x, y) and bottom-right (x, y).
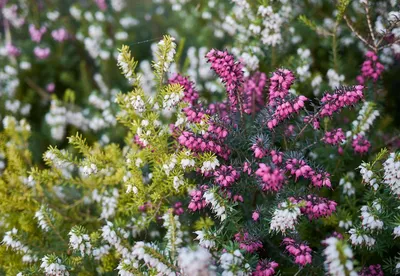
top-left (352, 134), bottom-right (371, 155)
top-left (243, 162), bottom-right (252, 175)
top-left (234, 232), bottom-right (263, 253)
top-left (282, 238), bottom-right (312, 266)
top-left (95, 0), bottom-right (107, 10)
top-left (243, 71), bottom-right (267, 114)
top-left (359, 264), bottom-right (384, 276)
top-left (251, 138), bottom-right (268, 159)
top-left (290, 195), bottom-right (337, 220)
top-left (322, 128), bottom-right (345, 146)
top-left (357, 51), bottom-right (384, 84)
top-left (270, 150), bottom-right (283, 165)
top-left (169, 74), bottom-right (199, 105)
top-left (285, 158), bottom-right (331, 188)
top-left (188, 186), bottom-right (208, 212)
top-left (268, 69), bottom-right (296, 106)
top-left (34, 46), bottom-right (51, 60)
top-left (214, 165), bottom-right (240, 188)
top-left (267, 96), bottom-right (308, 129)
top-left (51, 28), bottom-right (69, 42)
top-left (206, 49), bottom-right (244, 106)
top-left (255, 164), bottom-right (285, 192)
top-left (46, 83), bottom-right (55, 93)
top-left (29, 24), bottom-right (47, 43)
top-left (182, 106), bottom-right (206, 123)
top-left (173, 202), bottom-right (184, 216)
top-left (319, 85), bottom-right (364, 118)
top-left (253, 260), bottom-right (279, 276)
top-left (252, 211), bottom-right (260, 221)
top-left (6, 43), bottom-right (20, 57)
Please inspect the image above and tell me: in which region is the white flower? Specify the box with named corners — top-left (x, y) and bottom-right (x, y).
top-left (82, 163), bottom-right (98, 175)
top-left (220, 249), bottom-right (251, 276)
top-left (349, 228), bottom-right (376, 247)
top-left (40, 256), bottom-right (69, 276)
top-left (358, 162), bottom-right (379, 190)
top-left (339, 220), bottom-right (353, 230)
top-left (35, 206), bottom-right (51, 232)
top-left (181, 158), bottom-right (195, 169)
top-left (393, 225), bottom-right (400, 238)
top-left (270, 201), bottom-right (301, 233)
top-left (323, 237), bottom-right (357, 276)
top-left (201, 158), bottom-right (220, 173)
top-left (173, 175), bottom-right (184, 190)
top-left (68, 229), bottom-right (92, 256)
top-left (383, 152), bottom-right (400, 196)
top-left (203, 190), bottom-right (227, 221)
top-left (195, 230), bottom-right (216, 249)
top-left (130, 95), bottom-right (146, 113)
top-left (327, 69), bottom-right (345, 89)
top-left (360, 201), bottom-right (383, 231)
top-left (178, 247), bottom-right (215, 276)
top-left (351, 101), bottom-right (379, 136)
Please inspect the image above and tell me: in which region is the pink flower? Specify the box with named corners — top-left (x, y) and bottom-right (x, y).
top-left (268, 69), bottom-right (296, 106)
top-left (182, 106), bottom-right (206, 123)
top-left (267, 96), bottom-right (308, 129)
top-left (6, 44), bottom-right (20, 57)
top-left (352, 134), bottom-right (371, 155)
top-left (234, 232), bottom-right (263, 253)
top-left (169, 74), bottom-right (199, 105)
top-left (243, 72), bottom-right (267, 114)
top-left (359, 264), bottom-right (384, 276)
top-left (282, 238), bottom-right (312, 266)
top-left (322, 128), bottom-right (345, 146)
top-left (243, 162), bottom-right (252, 175)
top-left (173, 202), bottom-right (184, 216)
top-left (29, 24), bottom-right (46, 43)
top-left (319, 85), bottom-right (364, 118)
top-left (357, 51), bottom-right (384, 84)
top-left (252, 211), bottom-right (260, 221)
top-left (51, 28), bottom-right (69, 42)
top-left (95, 0), bottom-right (107, 10)
top-left (46, 83), bottom-right (55, 93)
top-left (214, 165), bottom-right (240, 188)
top-left (34, 46), bottom-right (50, 60)
top-left (290, 195), bottom-right (337, 220)
top-left (285, 158), bottom-right (331, 188)
top-left (270, 150), bottom-right (283, 164)
top-left (255, 164), bottom-right (285, 192)
top-left (188, 186), bottom-right (208, 212)
top-left (206, 49), bottom-right (244, 106)
top-left (253, 260), bottom-right (279, 276)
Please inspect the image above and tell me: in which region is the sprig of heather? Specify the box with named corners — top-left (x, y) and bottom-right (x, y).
top-left (282, 238), bottom-right (312, 266)
top-left (169, 73), bottom-right (199, 105)
top-left (243, 71), bottom-right (267, 114)
top-left (268, 68), bottom-right (296, 106)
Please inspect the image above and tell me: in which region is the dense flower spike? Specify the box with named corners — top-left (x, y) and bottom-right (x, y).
top-left (256, 164), bottom-right (285, 192)
top-left (270, 201), bottom-right (302, 233)
top-left (352, 134), bottom-right (371, 154)
top-left (319, 85), bottom-right (364, 118)
top-left (383, 152), bottom-right (400, 196)
top-left (206, 49), bottom-right (244, 106)
top-left (234, 232), bottom-right (263, 253)
top-left (357, 51), bottom-right (384, 84)
top-left (291, 195), bottom-right (337, 220)
top-left (323, 237), bottom-right (357, 276)
top-left (214, 165), bottom-right (240, 187)
top-left (268, 69), bottom-right (296, 106)
top-left (243, 72), bottom-right (267, 114)
top-left (178, 131), bottom-right (230, 159)
top-left (322, 128), bottom-right (345, 146)
top-left (253, 260), bottom-right (279, 276)
top-left (285, 158), bottom-right (331, 188)
top-left (169, 74), bottom-right (199, 105)
top-left (282, 238), bottom-right (312, 266)
top-left (267, 96), bottom-right (308, 129)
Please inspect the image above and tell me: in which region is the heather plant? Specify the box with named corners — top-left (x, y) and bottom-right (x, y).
top-left (0, 0), bottom-right (400, 275)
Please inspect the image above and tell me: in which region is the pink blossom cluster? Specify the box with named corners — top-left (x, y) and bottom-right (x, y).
top-left (173, 202), bottom-right (184, 216)
top-left (251, 137), bottom-right (269, 159)
top-left (255, 164), bottom-right (285, 192)
top-left (319, 85), bottom-right (364, 118)
top-left (282, 238), bottom-right (312, 266)
top-left (207, 123), bottom-right (229, 140)
top-left (357, 51), bottom-right (384, 84)
top-left (34, 46), bottom-right (51, 60)
top-left (188, 186), bottom-right (208, 212)
top-left (234, 232), bottom-right (263, 253)
top-left (51, 28), bottom-right (69, 42)
top-left (207, 101), bottom-right (230, 120)
top-left (206, 49), bottom-right (244, 106)
top-left (182, 106), bottom-right (206, 123)
top-left (253, 260), bottom-right (279, 276)
top-left (6, 44), bottom-right (20, 57)
top-left (352, 134), bottom-right (371, 155)
top-left (270, 150), bottom-right (283, 164)
top-left (285, 158), bottom-right (331, 188)
top-left (243, 72), bottom-right (267, 114)
top-left (214, 165), bottom-right (240, 187)
top-left (322, 128), bottom-right (345, 146)
top-left (169, 74), bottom-right (199, 105)
top-left (138, 202), bottom-right (152, 213)
top-left (178, 131), bottom-right (230, 159)
top-left (268, 69), bottom-right (296, 106)
top-left (359, 264), bottom-right (384, 276)
top-left (95, 0), bottom-right (107, 10)
top-left (134, 134), bottom-right (147, 149)
top-left (291, 195), bottom-right (337, 220)
top-left (29, 24), bottom-right (47, 43)
top-left (267, 96), bottom-right (308, 129)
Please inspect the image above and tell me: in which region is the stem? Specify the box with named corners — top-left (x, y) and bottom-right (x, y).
top-left (344, 16), bottom-right (376, 51)
top-left (25, 77), bottom-right (51, 101)
top-left (363, 1), bottom-right (377, 48)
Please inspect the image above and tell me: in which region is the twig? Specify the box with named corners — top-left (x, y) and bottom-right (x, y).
top-left (25, 77), bottom-right (51, 101)
top-left (344, 15), bottom-right (376, 51)
top-left (363, 1), bottom-right (376, 48)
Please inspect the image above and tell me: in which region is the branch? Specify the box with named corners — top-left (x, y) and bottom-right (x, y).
top-left (25, 77), bottom-right (51, 101)
top-left (344, 15), bottom-right (376, 51)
